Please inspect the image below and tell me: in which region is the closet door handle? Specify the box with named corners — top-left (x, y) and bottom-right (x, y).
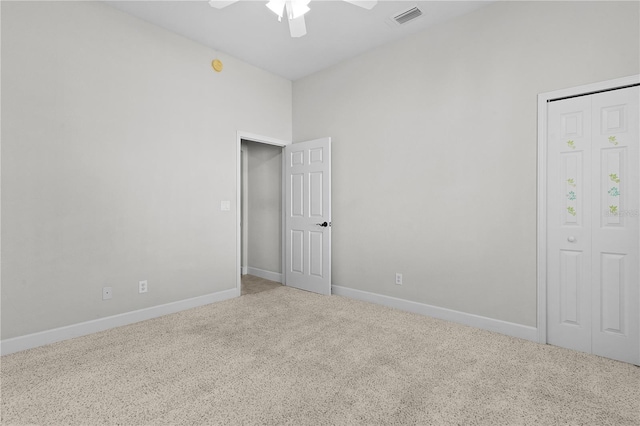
top-left (316, 221), bottom-right (328, 227)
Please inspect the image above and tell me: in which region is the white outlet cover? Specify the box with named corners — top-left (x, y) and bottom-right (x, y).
top-left (139, 280), bottom-right (148, 293)
top-left (395, 273), bottom-right (403, 285)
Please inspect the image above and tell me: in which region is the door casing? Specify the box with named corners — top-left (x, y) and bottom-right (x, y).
top-left (536, 74), bottom-right (640, 346)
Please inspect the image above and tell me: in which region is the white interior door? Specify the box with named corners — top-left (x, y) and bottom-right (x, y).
top-left (547, 85), bottom-right (639, 365)
top-left (590, 87), bottom-right (639, 363)
top-left (547, 95), bottom-right (593, 355)
top-left (284, 138), bottom-right (331, 295)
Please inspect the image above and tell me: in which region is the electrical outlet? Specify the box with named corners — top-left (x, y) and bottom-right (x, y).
top-left (139, 280), bottom-right (148, 294)
top-left (102, 287), bottom-right (113, 300)
top-left (395, 273), bottom-right (403, 285)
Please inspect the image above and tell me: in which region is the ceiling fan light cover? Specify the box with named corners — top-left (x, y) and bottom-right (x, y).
top-left (267, 0), bottom-right (310, 20)
top-left (290, 0), bottom-right (310, 19)
top-left (266, 0), bottom-right (286, 19)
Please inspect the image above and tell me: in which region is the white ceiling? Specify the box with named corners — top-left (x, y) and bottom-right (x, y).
top-left (106, 1), bottom-right (493, 81)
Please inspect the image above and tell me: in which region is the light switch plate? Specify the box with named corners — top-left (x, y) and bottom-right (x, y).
top-left (221, 200), bottom-right (231, 211)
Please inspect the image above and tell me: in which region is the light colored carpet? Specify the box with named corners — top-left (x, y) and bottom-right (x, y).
top-left (1, 286), bottom-right (639, 425)
top-left (241, 274), bottom-right (282, 295)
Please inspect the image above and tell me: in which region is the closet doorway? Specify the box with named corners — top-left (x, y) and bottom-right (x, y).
top-left (236, 132), bottom-right (287, 295)
top-left (241, 139), bottom-right (284, 285)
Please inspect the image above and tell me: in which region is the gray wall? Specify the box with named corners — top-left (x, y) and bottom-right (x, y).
top-left (292, 1), bottom-right (640, 327)
top-left (246, 142), bottom-right (282, 274)
top-left (1, 1), bottom-right (292, 339)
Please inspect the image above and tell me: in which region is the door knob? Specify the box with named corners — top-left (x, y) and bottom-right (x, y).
top-left (568, 236), bottom-right (576, 243)
top-left (316, 221), bottom-right (328, 227)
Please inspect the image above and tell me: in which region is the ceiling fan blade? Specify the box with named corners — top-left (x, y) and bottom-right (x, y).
top-left (208, 0), bottom-right (240, 9)
top-left (343, 0), bottom-right (377, 10)
top-left (288, 15), bottom-right (307, 38)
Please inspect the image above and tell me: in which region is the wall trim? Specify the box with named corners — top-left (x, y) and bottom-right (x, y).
top-left (332, 285), bottom-right (538, 342)
top-left (247, 267), bottom-right (283, 283)
top-left (0, 288), bottom-right (239, 356)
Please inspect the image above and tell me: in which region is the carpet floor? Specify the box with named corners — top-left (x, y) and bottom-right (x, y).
top-left (1, 286), bottom-right (639, 425)
top-left (241, 274), bottom-right (282, 295)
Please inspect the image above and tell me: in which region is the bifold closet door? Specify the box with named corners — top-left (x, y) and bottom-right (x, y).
top-left (590, 87), bottom-right (639, 364)
top-left (547, 94), bottom-right (593, 355)
top-left (547, 85), bottom-right (639, 365)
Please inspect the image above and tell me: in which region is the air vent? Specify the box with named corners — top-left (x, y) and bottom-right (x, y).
top-left (393, 6), bottom-right (423, 25)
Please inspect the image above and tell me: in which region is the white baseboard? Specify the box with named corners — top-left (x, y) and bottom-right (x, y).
top-left (331, 285), bottom-right (538, 342)
top-left (1, 284), bottom-right (537, 356)
top-left (0, 287), bottom-right (240, 356)
top-left (246, 267), bottom-right (282, 283)
top-left (241, 266), bottom-right (248, 275)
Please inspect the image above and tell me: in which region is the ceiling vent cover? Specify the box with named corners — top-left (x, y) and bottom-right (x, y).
top-left (392, 6), bottom-right (423, 25)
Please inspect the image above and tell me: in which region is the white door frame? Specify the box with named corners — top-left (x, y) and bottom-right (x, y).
top-left (236, 131), bottom-right (290, 294)
top-left (240, 142), bottom-right (248, 276)
top-left (536, 74), bottom-right (640, 345)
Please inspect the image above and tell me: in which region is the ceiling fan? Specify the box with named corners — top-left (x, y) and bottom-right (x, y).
top-left (208, 0), bottom-right (378, 38)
